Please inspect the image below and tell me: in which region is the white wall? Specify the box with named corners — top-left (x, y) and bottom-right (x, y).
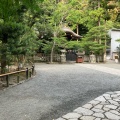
top-left (110, 30), bottom-right (120, 59)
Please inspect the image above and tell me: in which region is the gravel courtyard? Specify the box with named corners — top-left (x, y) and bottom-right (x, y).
top-left (0, 63), bottom-right (120, 120)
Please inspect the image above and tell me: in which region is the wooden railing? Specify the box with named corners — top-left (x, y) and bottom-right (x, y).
top-left (0, 65), bottom-right (35, 87)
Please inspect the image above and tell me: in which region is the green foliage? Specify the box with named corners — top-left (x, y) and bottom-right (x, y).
top-left (0, 22), bottom-right (39, 64)
top-left (0, 22), bottom-right (40, 73)
top-left (113, 22), bottom-right (120, 29)
top-left (37, 0), bottom-right (119, 58)
top-left (82, 25), bottom-right (110, 55)
top-left (65, 0), bottom-right (88, 31)
top-left (0, 0), bottom-right (119, 67)
top-left (66, 41), bottom-right (83, 50)
top-left (116, 38), bottom-right (120, 42)
top-left (0, 22), bottom-right (25, 41)
top-left (42, 36), bottom-right (68, 54)
top-left (0, 0), bottom-right (44, 73)
top-left (0, 0), bottom-right (44, 22)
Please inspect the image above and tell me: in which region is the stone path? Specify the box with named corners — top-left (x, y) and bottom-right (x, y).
top-left (55, 91), bottom-right (120, 120)
top-left (55, 63), bottom-right (120, 120)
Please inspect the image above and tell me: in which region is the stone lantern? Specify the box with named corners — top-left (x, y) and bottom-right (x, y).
top-left (89, 53), bottom-right (96, 63)
top-left (60, 49), bottom-right (66, 63)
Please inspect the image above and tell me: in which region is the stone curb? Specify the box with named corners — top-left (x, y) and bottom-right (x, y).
top-left (55, 91), bottom-right (120, 120)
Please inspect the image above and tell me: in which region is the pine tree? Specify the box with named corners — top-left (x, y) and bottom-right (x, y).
top-left (0, 0), bottom-right (43, 73)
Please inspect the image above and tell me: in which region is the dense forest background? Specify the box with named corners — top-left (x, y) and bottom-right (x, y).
top-left (0, 0), bottom-right (120, 73)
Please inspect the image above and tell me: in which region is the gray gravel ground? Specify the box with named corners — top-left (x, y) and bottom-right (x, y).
top-left (0, 62), bottom-right (120, 120)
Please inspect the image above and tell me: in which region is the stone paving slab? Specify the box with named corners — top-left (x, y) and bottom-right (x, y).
top-left (55, 91), bottom-right (120, 120)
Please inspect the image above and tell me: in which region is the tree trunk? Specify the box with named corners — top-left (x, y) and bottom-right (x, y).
top-left (98, 0), bottom-right (101, 26)
top-left (103, 20), bottom-right (107, 62)
top-left (1, 55), bottom-right (6, 74)
top-left (50, 32), bottom-right (57, 63)
top-left (97, 1), bottom-right (102, 46)
top-left (1, 34), bottom-right (8, 74)
top-left (77, 24), bottom-right (79, 41)
top-left (50, 41), bottom-right (55, 63)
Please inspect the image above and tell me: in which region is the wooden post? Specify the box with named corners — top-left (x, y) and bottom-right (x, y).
top-left (6, 75), bottom-right (9, 87)
top-left (26, 68), bottom-right (29, 79)
top-left (17, 73), bottom-right (19, 83)
top-left (32, 65), bottom-right (34, 75)
top-left (29, 70), bottom-right (32, 77)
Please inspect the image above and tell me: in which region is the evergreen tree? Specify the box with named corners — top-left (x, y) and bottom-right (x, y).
top-left (0, 0), bottom-right (43, 73)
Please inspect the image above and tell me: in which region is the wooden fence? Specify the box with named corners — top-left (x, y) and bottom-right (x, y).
top-left (0, 65), bottom-right (35, 87)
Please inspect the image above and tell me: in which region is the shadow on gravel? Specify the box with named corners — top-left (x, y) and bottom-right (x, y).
top-left (39, 88), bottom-right (118, 120)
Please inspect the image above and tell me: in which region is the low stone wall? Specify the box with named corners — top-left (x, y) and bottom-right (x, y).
top-left (34, 53), bottom-right (60, 62)
top-left (84, 55), bottom-right (103, 62)
top-left (34, 53), bottom-right (104, 63)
